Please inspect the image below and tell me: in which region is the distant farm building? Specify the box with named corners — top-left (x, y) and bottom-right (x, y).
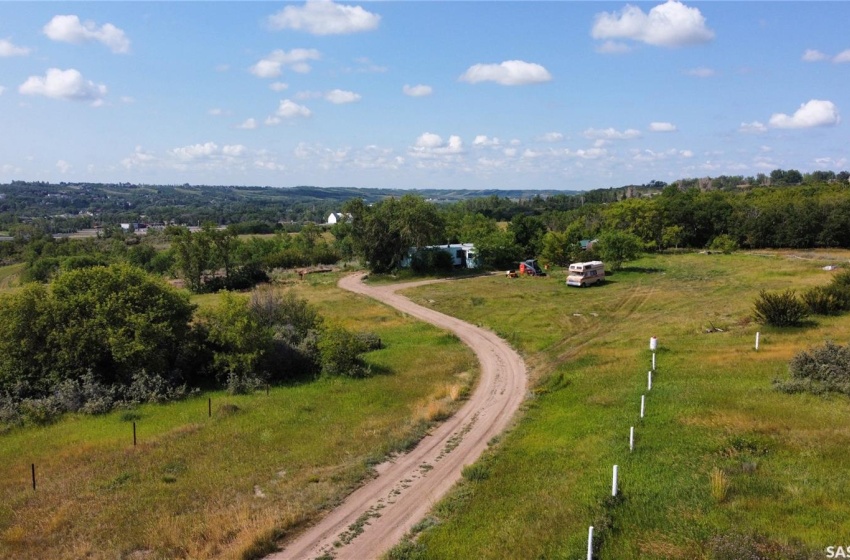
top-left (326, 212), bottom-right (351, 225)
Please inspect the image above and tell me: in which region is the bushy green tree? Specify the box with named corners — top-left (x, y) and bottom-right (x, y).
top-left (596, 230), bottom-right (643, 271)
top-left (345, 195), bottom-right (444, 273)
top-left (0, 264), bottom-right (195, 405)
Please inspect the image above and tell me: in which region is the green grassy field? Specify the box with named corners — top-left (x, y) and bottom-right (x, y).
top-left (0, 272), bottom-right (477, 560)
top-left (388, 251), bottom-right (850, 559)
top-left (0, 263), bottom-right (23, 290)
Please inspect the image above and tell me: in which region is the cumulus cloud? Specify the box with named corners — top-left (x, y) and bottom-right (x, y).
top-left (19, 68), bottom-right (107, 104)
top-left (403, 84), bottom-right (433, 97)
top-left (325, 89), bottom-right (361, 104)
top-left (43, 15), bottom-right (130, 53)
top-left (649, 122), bottom-right (677, 132)
top-left (270, 82), bottom-right (289, 92)
top-left (591, 0), bottom-right (714, 47)
top-left (834, 49), bottom-right (850, 63)
top-left (768, 99), bottom-right (840, 129)
top-left (410, 133), bottom-right (464, 157)
top-left (250, 49), bottom-right (321, 78)
top-left (473, 135), bottom-right (501, 147)
top-left (171, 142), bottom-right (246, 162)
top-left (121, 146), bottom-right (156, 169)
top-left (739, 121), bottom-right (767, 134)
top-left (0, 38), bottom-right (30, 57)
top-left (583, 127), bottom-right (641, 140)
top-left (56, 160), bottom-right (71, 174)
top-left (537, 132), bottom-right (564, 142)
top-left (685, 67), bottom-right (715, 78)
top-left (459, 60), bottom-right (552, 86)
top-left (237, 118), bottom-right (258, 130)
top-left (802, 49), bottom-right (828, 62)
top-left (267, 0), bottom-right (380, 35)
top-left (274, 99), bottom-right (312, 120)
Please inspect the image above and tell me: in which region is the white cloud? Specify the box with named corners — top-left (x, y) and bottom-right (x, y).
top-left (768, 99), bottom-right (840, 129)
top-left (649, 122), bottom-right (677, 132)
top-left (595, 40), bottom-right (632, 54)
top-left (583, 127), bottom-right (641, 140)
top-left (739, 121), bottom-right (767, 134)
top-left (0, 86), bottom-right (5, 95)
top-left (686, 67), bottom-right (715, 78)
top-left (250, 49), bottom-right (321, 78)
top-left (56, 160), bottom-right (71, 174)
top-left (410, 133), bottom-right (464, 157)
top-left (43, 15), bottom-right (130, 54)
top-left (121, 146), bottom-right (156, 168)
top-left (403, 84), bottom-right (433, 97)
top-left (592, 0), bottom-right (714, 47)
top-left (325, 89), bottom-right (361, 104)
top-left (834, 49), bottom-right (850, 63)
top-left (537, 132), bottom-right (564, 142)
top-left (209, 108), bottom-right (225, 116)
top-left (237, 118), bottom-right (258, 130)
top-left (267, 0), bottom-right (380, 35)
top-left (19, 68), bottom-right (107, 104)
top-left (565, 148), bottom-right (608, 160)
top-left (171, 142), bottom-right (246, 162)
top-left (473, 135), bottom-right (501, 147)
top-left (459, 60), bottom-right (552, 86)
top-left (680, 150), bottom-right (694, 158)
top-left (270, 82), bottom-right (289, 92)
top-left (802, 49), bottom-right (828, 62)
top-left (273, 99), bottom-right (312, 120)
top-left (0, 38), bottom-right (30, 57)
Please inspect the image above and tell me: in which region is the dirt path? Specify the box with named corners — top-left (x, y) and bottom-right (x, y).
top-left (268, 273), bottom-right (527, 560)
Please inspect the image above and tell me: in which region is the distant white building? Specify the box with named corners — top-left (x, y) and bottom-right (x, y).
top-left (327, 212), bottom-right (351, 225)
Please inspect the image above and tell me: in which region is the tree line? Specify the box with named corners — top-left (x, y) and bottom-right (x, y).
top-left (0, 264), bottom-right (378, 427)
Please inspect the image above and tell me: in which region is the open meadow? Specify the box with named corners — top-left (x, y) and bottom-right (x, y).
top-left (390, 250), bottom-right (850, 559)
top-left (0, 272), bottom-right (477, 560)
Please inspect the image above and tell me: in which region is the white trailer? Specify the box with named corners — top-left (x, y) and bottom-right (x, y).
top-left (566, 261), bottom-right (605, 287)
top-left (401, 243), bottom-right (478, 269)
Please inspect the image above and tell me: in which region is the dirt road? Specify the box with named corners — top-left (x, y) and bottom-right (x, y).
top-left (268, 273), bottom-right (527, 560)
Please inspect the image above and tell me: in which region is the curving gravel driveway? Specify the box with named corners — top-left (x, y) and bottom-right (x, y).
top-left (268, 272), bottom-right (527, 560)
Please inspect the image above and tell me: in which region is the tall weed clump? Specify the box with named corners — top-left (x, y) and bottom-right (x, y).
top-left (752, 289), bottom-right (808, 327)
top-left (775, 341), bottom-right (850, 396)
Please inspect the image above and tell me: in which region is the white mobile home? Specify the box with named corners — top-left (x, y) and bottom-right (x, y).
top-left (401, 243), bottom-right (478, 269)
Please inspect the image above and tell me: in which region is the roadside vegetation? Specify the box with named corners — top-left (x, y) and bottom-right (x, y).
top-left (387, 250), bottom-right (850, 559)
top-left (0, 271), bottom-right (477, 559)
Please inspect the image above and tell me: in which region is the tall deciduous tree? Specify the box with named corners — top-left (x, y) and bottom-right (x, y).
top-left (345, 194), bottom-right (444, 273)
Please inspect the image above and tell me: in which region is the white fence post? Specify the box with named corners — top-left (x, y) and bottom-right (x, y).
top-left (612, 464), bottom-right (618, 497)
top-left (587, 526), bottom-right (594, 560)
top-left (755, 331), bottom-right (760, 351)
top-left (652, 352), bottom-right (656, 371)
top-left (640, 394), bottom-right (645, 418)
top-left (630, 426), bottom-right (634, 452)
top-left (648, 370), bottom-right (652, 391)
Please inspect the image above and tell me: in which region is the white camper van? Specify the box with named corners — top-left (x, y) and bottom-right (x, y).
top-left (566, 261), bottom-right (605, 287)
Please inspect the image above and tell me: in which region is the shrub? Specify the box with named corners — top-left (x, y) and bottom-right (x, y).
top-left (318, 326), bottom-right (369, 378)
top-left (708, 234), bottom-right (739, 254)
top-left (752, 289), bottom-right (808, 327)
top-left (801, 286), bottom-right (844, 315)
top-left (776, 341), bottom-right (850, 396)
top-left (354, 331), bottom-right (383, 351)
top-left (19, 396), bottom-right (63, 425)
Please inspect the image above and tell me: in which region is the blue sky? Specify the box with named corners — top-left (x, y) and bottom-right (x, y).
top-left (0, 1), bottom-right (847, 190)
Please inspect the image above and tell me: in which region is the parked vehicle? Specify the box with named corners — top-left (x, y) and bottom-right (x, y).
top-left (519, 259), bottom-right (546, 276)
top-left (566, 261), bottom-right (605, 287)
top-left (401, 243), bottom-right (478, 269)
